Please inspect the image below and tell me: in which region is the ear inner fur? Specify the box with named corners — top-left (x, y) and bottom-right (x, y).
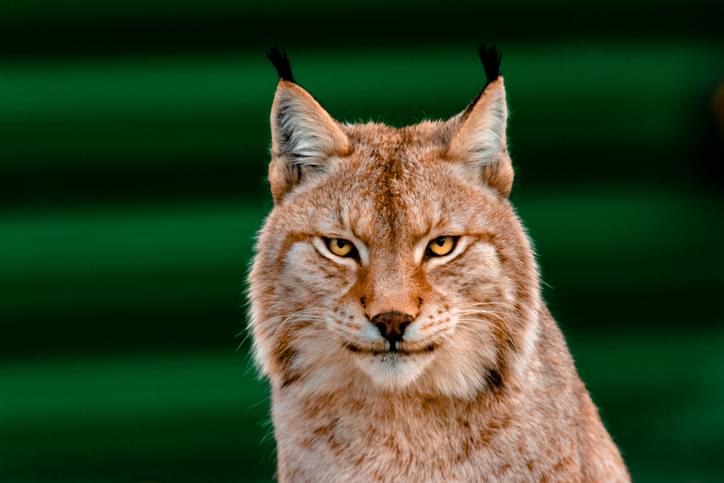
top-left (269, 81), bottom-right (351, 203)
top-left (446, 78), bottom-right (514, 197)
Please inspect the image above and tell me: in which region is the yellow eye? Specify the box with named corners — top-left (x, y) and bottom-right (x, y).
top-left (327, 238), bottom-right (354, 257)
top-left (427, 236), bottom-right (457, 257)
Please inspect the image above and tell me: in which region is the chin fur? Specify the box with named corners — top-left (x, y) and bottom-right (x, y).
top-left (352, 351), bottom-right (434, 389)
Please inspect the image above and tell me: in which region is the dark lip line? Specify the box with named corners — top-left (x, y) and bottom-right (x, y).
top-left (344, 342), bottom-right (437, 355)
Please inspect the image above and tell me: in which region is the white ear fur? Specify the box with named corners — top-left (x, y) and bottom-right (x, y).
top-left (447, 78), bottom-right (514, 197)
top-left (269, 81), bottom-right (350, 202)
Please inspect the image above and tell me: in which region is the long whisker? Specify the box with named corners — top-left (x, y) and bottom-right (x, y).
top-left (456, 310), bottom-right (510, 325)
top-left (458, 301), bottom-right (519, 310)
top-left (456, 308), bottom-right (509, 313)
top-left (455, 309), bottom-right (509, 318)
top-left (458, 301), bottom-right (516, 306)
top-left (457, 307), bottom-right (509, 314)
top-left (457, 302), bottom-right (522, 316)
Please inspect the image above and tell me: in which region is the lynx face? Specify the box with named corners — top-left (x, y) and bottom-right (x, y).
top-left (249, 51), bottom-right (541, 400)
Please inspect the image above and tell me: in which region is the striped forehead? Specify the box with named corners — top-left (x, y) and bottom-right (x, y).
top-left (309, 123), bottom-right (459, 242)
top-left (344, 156), bottom-right (434, 244)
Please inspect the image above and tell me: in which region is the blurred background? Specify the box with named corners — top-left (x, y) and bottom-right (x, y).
top-left (0, 1), bottom-right (723, 482)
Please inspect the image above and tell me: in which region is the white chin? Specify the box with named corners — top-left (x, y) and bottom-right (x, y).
top-left (354, 353), bottom-right (433, 389)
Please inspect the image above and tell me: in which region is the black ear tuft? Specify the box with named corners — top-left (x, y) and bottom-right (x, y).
top-left (478, 44), bottom-right (502, 86)
top-left (266, 47), bottom-right (295, 83)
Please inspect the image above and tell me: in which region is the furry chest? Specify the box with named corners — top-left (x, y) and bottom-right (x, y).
top-left (270, 393), bottom-right (551, 482)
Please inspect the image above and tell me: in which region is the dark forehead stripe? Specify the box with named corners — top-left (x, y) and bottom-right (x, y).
top-left (372, 136), bottom-right (427, 240)
top-left (374, 152), bottom-right (406, 239)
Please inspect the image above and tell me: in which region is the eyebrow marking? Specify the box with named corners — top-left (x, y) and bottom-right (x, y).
top-left (276, 231), bottom-right (314, 265)
top-left (471, 232), bottom-right (496, 244)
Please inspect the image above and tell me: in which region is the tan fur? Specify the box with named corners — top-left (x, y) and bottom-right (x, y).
top-left (249, 74), bottom-right (629, 482)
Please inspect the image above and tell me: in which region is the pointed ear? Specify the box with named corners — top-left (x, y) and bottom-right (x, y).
top-left (268, 80), bottom-right (351, 203)
top-left (447, 78), bottom-right (513, 197)
top-left (446, 45), bottom-right (513, 197)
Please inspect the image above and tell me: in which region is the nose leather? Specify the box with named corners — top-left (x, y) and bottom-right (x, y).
top-left (371, 311), bottom-right (413, 346)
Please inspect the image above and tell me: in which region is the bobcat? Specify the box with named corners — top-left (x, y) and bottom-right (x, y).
top-left (248, 46), bottom-right (629, 482)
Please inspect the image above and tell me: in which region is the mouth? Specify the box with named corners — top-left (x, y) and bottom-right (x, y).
top-left (344, 339), bottom-right (439, 388)
top-left (344, 341), bottom-right (437, 356)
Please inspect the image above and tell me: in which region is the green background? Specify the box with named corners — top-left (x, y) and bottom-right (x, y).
top-left (1, 1), bottom-right (723, 482)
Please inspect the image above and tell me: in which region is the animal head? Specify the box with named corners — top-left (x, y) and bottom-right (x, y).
top-left (249, 47), bottom-right (541, 400)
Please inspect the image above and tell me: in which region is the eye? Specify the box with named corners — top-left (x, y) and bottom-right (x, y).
top-left (426, 236), bottom-right (458, 257)
top-left (325, 238), bottom-right (357, 258)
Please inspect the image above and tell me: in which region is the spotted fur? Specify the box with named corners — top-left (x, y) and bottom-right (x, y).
top-left (248, 50), bottom-right (629, 482)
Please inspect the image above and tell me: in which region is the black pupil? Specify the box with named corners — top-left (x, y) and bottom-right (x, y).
top-left (436, 238), bottom-right (445, 246)
top-left (336, 240), bottom-right (346, 248)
